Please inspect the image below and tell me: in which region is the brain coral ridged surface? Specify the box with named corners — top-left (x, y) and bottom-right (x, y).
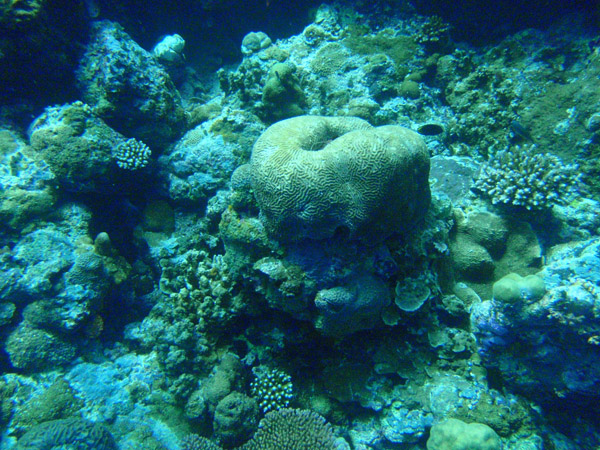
top-left (250, 115), bottom-right (431, 242)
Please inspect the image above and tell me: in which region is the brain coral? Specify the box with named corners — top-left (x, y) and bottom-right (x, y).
top-left (250, 116), bottom-right (430, 242)
top-left (15, 418), bottom-right (117, 450)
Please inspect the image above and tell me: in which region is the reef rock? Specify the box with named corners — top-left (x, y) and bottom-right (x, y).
top-left (77, 20), bottom-right (187, 149)
top-left (28, 102), bottom-right (152, 194)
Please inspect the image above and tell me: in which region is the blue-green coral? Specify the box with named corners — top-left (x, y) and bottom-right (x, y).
top-left (474, 145), bottom-right (579, 210)
top-left (250, 366), bottom-right (294, 414)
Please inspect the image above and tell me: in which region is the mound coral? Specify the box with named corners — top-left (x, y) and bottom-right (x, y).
top-left (250, 115), bottom-right (430, 242)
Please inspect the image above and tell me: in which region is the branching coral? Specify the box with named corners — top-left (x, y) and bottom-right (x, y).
top-left (243, 408), bottom-right (337, 450)
top-left (181, 434), bottom-right (222, 450)
top-left (113, 138), bottom-right (151, 170)
top-left (250, 366), bottom-right (294, 414)
top-left (473, 145), bottom-right (579, 211)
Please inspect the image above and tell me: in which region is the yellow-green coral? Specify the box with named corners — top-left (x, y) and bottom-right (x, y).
top-left (250, 115), bottom-right (431, 242)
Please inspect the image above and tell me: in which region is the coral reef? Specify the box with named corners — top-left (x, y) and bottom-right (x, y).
top-left (471, 238), bottom-right (600, 404)
top-left (28, 102), bottom-right (151, 194)
top-left (2, 2), bottom-right (600, 450)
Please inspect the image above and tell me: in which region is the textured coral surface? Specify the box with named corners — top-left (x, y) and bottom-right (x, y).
top-left (251, 115), bottom-right (431, 242)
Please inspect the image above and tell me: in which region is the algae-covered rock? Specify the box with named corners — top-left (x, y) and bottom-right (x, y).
top-left (315, 275), bottom-right (390, 336)
top-left (15, 417), bottom-right (117, 450)
top-left (5, 324), bottom-right (77, 372)
top-left (0, 129), bottom-right (56, 230)
top-left (158, 127), bottom-right (240, 205)
top-left (213, 392), bottom-right (259, 447)
top-left (449, 233), bottom-right (496, 281)
top-left (261, 62), bottom-right (306, 122)
top-left (28, 102), bottom-right (151, 194)
top-left (450, 209), bottom-right (543, 298)
top-left (77, 20), bottom-right (186, 149)
top-left (250, 115), bottom-right (430, 243)
top-left (399, 79), bottom-right (420, 99)
top-left (11, 379), bottom-right (83, 435)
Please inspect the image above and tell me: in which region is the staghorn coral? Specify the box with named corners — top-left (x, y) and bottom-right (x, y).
top-left (474, 145), bottom-right (579, 211)
top-left (242, 408), bottom-right (337, 450)
top-left (250, 115), bottom-right (430, 242)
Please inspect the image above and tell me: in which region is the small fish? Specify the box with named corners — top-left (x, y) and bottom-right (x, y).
top-left (510, 120), bottom-right (534, 143)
